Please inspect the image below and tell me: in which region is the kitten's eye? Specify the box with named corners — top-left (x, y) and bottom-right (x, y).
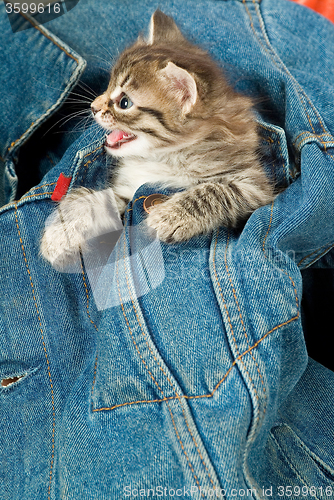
top-left (118, 94), bottom-right (133, 110)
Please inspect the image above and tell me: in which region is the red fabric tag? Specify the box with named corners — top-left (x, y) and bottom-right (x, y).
top-left (51, 173), bottom-right (72, 202)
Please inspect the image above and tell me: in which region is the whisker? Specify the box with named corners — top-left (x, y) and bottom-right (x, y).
top-left (58, 110), bottom-right (91, 128)
top-left (63, 99), bottom-right (92, 105)
top-left (76, 81), bottom-right (99, 99)
top-left (42, 110), bottom-right (91, 137)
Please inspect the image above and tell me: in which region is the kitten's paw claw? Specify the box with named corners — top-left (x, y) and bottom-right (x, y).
top-left (146, 199), bottom-right (201, 243)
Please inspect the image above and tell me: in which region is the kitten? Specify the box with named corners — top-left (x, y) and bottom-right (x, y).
top-left (41, 10), bottom-right (274, 267)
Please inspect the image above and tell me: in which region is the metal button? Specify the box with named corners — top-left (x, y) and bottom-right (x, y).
top-left (143, 194), bottom-right (168, 213)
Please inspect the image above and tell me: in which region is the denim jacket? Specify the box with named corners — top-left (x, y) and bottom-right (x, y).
top-left (1, 1), bottom-right (334, 499)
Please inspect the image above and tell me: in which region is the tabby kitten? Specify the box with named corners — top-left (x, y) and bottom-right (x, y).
top-left (41, 10), bottom-right (274, 266)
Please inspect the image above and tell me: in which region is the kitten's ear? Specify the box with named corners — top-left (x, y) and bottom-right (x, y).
top-left (159, 62), bottom-right (197, 114)
top-left (148, 10), bottom-right (185, 45)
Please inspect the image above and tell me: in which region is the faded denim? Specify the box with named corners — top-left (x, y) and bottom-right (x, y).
top-left (1, 0), bottom-right (334, 499)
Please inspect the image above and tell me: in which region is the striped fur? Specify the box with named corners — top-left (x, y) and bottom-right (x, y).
top-left (41, 11), bottom-right (275, 266)
top-left (91, 10), bottom-right (275, 242)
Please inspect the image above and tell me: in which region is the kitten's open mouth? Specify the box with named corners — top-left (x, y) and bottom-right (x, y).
top-left (105, 130), bottom-right (137, 149)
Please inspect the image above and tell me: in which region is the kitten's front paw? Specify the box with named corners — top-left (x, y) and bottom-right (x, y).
top-left (146, 196), bottom-right (204, 243)
top-left (40, 212), bottom-right (85, 270)
top-left (40, 188), bottom-right (93, 270)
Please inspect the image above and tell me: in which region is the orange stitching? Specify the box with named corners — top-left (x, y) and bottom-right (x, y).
top-left (84, 152), bottom-right (103, 174)
top-left (73, 147), bottom-right (104, 184)
top-left (261, 204), bottom-right (300, 312)
top-left (177, 405), bottom-right (216, 489)
top-left (293, 131), bottom-right (329, 144)
top-left (28, 182), bottom-right (57, 191)
top-left (119, 205), bottom-right (180, 395)
top-left (294, 136), bottom-right (334, 150)
top-left (223, 235), bottom-right (267, 396)
top-left (244, 0), bottom-right (328, 149)
top-left (20, 191), bottom-right (54, 201)
top-left (123, 203), bottom-right (217, 489)
top-left (254, 0), bottom-right (330, 147)
top-left (126, 195), bottom-right (147, 211)
top-left (93, 308), bottom-right (299, 413)
top-left (212, 231), bottom-right (262, 436)
top-left (14, 204), bottom-right (56, 500)
top-left (115, 217), bottom-right (204, 495)
top-left (83, 145), bottom-right (103, 160)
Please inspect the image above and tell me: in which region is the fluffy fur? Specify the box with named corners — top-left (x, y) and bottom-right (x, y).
top-left (41, 10), bottom-right (274, 266)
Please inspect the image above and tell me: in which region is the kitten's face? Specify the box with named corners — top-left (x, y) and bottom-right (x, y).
top-left (91, 63), bottom-right (190, 157)
top-left (91, 11), bottom-right (203, 158)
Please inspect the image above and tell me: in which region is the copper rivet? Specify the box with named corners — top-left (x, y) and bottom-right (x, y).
top-left (143, 194), bottom-right (168, 213)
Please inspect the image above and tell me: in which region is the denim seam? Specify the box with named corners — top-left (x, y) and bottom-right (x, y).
top-left (213, 201), bottom-right (299, 489)
top-left (262, 201), bottom-right (274, 254)
top-left (262, 203), bottom-right (300, 312)
top-left (16, 9), bottom-right (80, 63)
top-left (125, 195), bottom-right (147, 212)
top-left (269, 431), bottom-right (321, 499)
top-left (264, 187), bottom-right (334, 269)
top-left (20, 191), bottom-right (54, 202)
top-left (0, 189), bottom-right (55, 213)
top-left (298, 242), bottom-right (334, 269)
top-left (124, 213), bottom-right (213, 493)
top-left (112, 221), bottom-right (205, 495)
top-left (272, 423), bottom-right (334, 479)
top-left (224, 232), bottom-right (267, 400)
top-left (92, 311), bottom-right (298, 412)
top-left (293, 133), bottom-right (334, 150)
top-left (0, 365), bottom-right (41, 392)
top-left (243, 0), bottom-right (333, 151)
top-left (253, 0), bottom-right (327, 137)
top-left (74, 149), bottom-right (105, 186)
top-left (79, 255), bottom-right (99, 332)
top-left (6, 13), bottom-right (83, 155)
top-left (92, 201), bottom-right (299, 409)
top-left (78, 254), bottom-right (100, 403)
top-left (211, 229), bottom-right (266, 493)
top-left (19, 147), bottom-right (104, 206)
top-left (124, 201), bottom-right (221, 490)
top-left (26, 182), bottom-right (57, 192)
top-left (93, 202), bottom-right (220, 492)
top-left (14, 204), bottom-right (56, 500)
top-left (212, 231), bottom-right (264, 418)
top-left (46, 153), bottom-right (56, 167)
top-left (259, 124), bottom-right (288, 186)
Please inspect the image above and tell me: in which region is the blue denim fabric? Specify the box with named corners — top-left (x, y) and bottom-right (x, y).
top-left (1, 0), bottom-right (334, 499)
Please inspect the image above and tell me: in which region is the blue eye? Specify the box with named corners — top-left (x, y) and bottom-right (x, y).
top-left (118, 94), bottom-right (133, 110)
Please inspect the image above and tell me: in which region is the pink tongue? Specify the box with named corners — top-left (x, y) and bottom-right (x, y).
top-left (107, 129), bottom-right (126, 145)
